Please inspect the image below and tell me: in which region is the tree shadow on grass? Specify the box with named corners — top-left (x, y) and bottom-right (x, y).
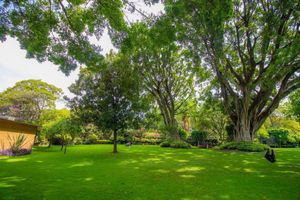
top-left (0, 145), bottom-right (299, 200)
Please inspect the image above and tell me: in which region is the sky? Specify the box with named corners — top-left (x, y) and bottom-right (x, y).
top-left (0, 1), bottom-right (164, 109)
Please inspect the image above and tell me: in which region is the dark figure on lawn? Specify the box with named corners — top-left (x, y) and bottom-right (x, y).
top-left (126, 142), bottom-right (132, 148)
top-left (265, 149), bottom-right (276, 163)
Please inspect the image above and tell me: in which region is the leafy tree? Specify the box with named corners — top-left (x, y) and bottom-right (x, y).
top-left (123, 23), bottom-right (197, 140)
top-left (165, 0), bottom-right (300, 141)
top-left (0, 79), bottom-right (62, 124)
top-left (40, 109), bottom-right (71, 144)
top-left (196, 97), bottom-right (229, 143)
top-left (68, 53), bottom-right (146, 153)
top-left (0, 0), bottom-right (127, 74)
top-left (288, 90), bottom-right (300, 122)
top-left (42, 116), bottom-right (81, 153)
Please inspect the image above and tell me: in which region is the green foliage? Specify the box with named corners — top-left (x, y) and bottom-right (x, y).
top-left (122, 22), bottom-right (197, 139)
top-left (7, 134), bottom-right (27, 155)
top-left (288, 90), bottom-right (300, 122)
top-left (0, 80), bottom-right (62, 124)
top-left (178, 129), bottom-right (188, 140)
top-left (191, 130), bottom-right (208, 146)
top-left (41, 115), bottom-right (81, 148)
top-left (219, 142), bottom-right (269, 152)
top-left (268, 129), bottom-right (289, 146)
top-left (160, 141), bottom-right (171, 148)
top-left (1, 0), bottom-right (127, 74)
top-left (170, 141), bottom-right (191, 149)
top-left (68, 54), bottom-right (148, 152)
top-left (256, 125), bottom-right (269, 139)
top-left (160, 140), bottom-right (191, 148)
top-left (84, 133), bottom-right (99, 144)
top-left (165, 0), bottom-right (300, 141)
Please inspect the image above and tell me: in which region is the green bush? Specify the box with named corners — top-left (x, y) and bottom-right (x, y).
top-left (73, 137), bottom-right (83, 145)
top-left (178, 129), bottom-right (188, 140)
top-left (268, 128), bottom-right (289, 146)
top-left (191, 130), bottom-right (208, 146)
top-left (170, 141), bottom-right (192, 149)
top-left (160, 141), bottom-right (171, 147)
top-left (219, 141), bottom-right (269, 152)
top-left (84, 134), bottom-right (99, 144)
top-left (97, 140), bottom-right (112, 144)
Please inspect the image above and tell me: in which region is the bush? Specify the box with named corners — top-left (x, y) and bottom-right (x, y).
top-left (161, 140), bottom-right (192, 148)
top-left (178, 129), bottom-right (188, 140)
top-left (219, 141), bottom-right (269, 152)
top-left (97, 140), bottom-right (112, 144)
top-left (73, 137), bottom-right (83, 145)
top-left (84, 134), bottom-right (99, 144)
top-left (190, 130), bottom-right (208, 146)
top-left (170, 141), bottom-right (192, 149)
top-left (8, 134), bottom-right (27, 154)
top-left (160, 141), bottom-right (171, 147)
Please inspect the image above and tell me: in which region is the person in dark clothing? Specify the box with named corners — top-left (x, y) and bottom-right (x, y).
top-left (265, 149), bottom-right (276, 163)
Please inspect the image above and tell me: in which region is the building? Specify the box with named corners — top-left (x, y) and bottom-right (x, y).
top-left (0, 116), bottom-right (38, 155)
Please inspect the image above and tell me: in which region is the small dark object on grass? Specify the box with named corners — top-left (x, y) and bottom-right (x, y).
top-left (265, 149), bottom-right (276, 163)
top-left (126, 142), bottom-right (132, 148)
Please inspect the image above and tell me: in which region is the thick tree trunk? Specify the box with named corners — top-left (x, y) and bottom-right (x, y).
top-left (113, 129), bottom-right (118, 153)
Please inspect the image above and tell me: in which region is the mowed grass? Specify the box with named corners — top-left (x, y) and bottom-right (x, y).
top-left (0, 145), bottom-right (299, 200)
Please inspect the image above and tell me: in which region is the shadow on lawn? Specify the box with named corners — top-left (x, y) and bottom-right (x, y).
top-left (0, 145), bottom-right (299, 199)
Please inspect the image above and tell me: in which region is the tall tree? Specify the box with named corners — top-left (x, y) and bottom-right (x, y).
top-left (68, 53), bottom-right (146, 153)
top-left (165, 0), bottom-right (300, 141)
top-left (0, 79), bottom-right (62, 124)
top-left (123, 23), bottom-right (197, 140)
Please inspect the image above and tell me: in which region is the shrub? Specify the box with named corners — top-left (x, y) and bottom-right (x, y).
top-left (170, 141), bottom-right (192, 149)
top-left (268, 128), bottom-right (289, 146)
top-left (219, 141), bottom-right (269, 152)
top-left (84, 133), bottom-right (99, 144)
top-left (160, 141), bottom-right (171, 147)
top-left (191, 130), bottom-right (208, 146)
top-left (178, 129), bottom-right (188, 140)
top-left (73, 137), bottom-right (83, 145)
top-left (8, 134), bottom-right (27, 155)
top-left (97, 140), bottom-right (112, 144)
top-left (0, 148), bottom-right (32, 156)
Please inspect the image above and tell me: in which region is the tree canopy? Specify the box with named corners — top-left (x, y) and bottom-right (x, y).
top-left (164, 0), bottom-right (300, 141)
top-left (0, 79), bottom-right (62, 124)
top-left (0, 0), bottom-right (127, 74)
top-left (68, 53), bottom-right (147, 152)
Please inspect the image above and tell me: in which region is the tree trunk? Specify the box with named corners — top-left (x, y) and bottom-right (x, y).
top-left (48, 138), bottom-right (52, 148)
top-left (113, 129), bottom-right (118, 153)
top-left (61, 143), bottom-right (64, 151)
top-left (64, 145), bottom-right (67, 154)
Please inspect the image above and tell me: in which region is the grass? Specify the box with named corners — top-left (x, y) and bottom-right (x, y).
top-left (0, 145), bottom-right (300, 200)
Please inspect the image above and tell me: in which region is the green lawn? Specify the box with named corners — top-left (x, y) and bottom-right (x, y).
top-left (0, 145), bottom-right (299, 200)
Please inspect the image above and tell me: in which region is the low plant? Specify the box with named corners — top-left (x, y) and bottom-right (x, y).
top-left (170, 141), bottom-right (191, 149)
top-left (160, 141), bottom-right (171, 147)
top-left (219, 141), bottom-right (269, 152)
top-left (8, 134), bottom-right (28, 154)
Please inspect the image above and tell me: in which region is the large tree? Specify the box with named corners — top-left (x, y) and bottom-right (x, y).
top-left (164, 0), bottom-right (300, 141)
top-left (0, 79), bottom-right (62, 124)
top-left (68, 54), bottom-right (146, 153)
top-left (122, 23), bottom-right (197, 140)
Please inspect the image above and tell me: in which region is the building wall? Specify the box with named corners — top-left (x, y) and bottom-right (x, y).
top-left (0, 119), bottom-right (37, 151)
